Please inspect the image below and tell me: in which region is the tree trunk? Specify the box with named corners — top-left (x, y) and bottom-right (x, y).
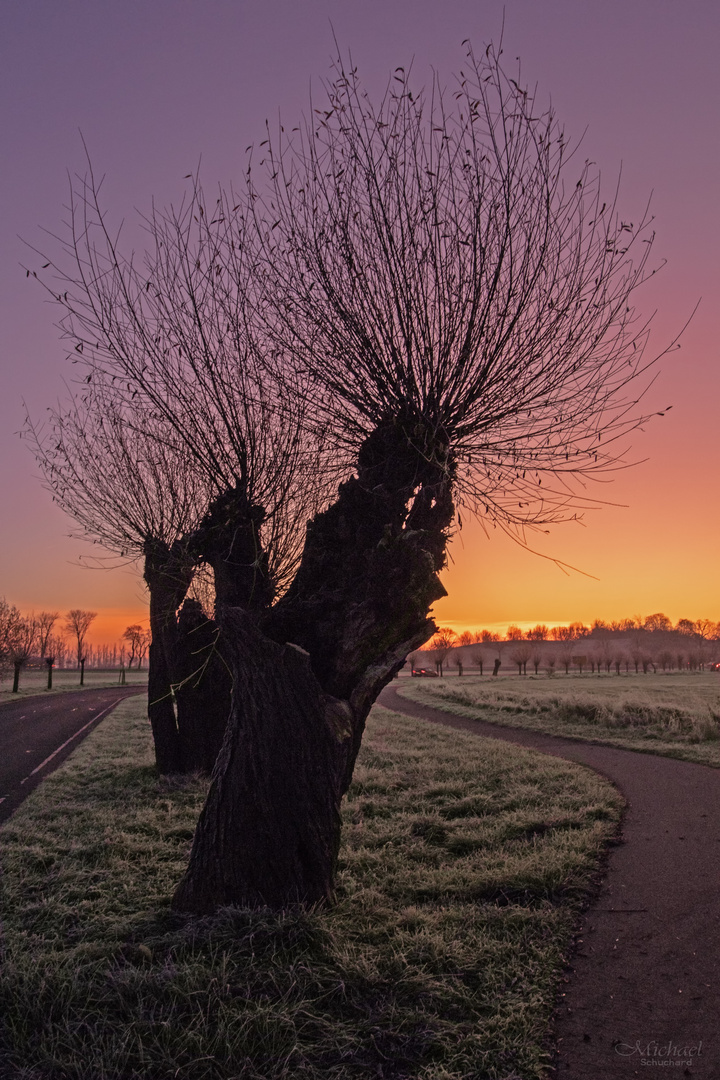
top-left (173, 421), bottom-right (454, 913)
top-left (173, 600), bottom-right (232, 775)
top-left (144, 539), bottom-right (195, 774)
top-left (172, 620), bottom-right (350, 911)
top-left (12, 661), bottom-right (21, 693)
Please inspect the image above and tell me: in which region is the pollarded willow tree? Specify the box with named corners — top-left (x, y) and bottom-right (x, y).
top-left (170, 44), bottom-right (670, 912)
top-left (25, 382), bottom-right (210, 771)
top-left (27, 173), bottom-right (331, 774)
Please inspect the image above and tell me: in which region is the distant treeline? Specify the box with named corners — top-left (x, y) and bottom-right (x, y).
top-left (412, 615), bottom-right (720, 675)
top-left (0, 598), bottom-right (150, 686)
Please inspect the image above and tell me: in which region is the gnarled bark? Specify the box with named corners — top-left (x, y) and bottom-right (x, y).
top-left (173, 599), bottom-right (232, 776)
top-left (144, 538), bottom-right (195, 774)
top-left (172, 619), bottom-right (351, 911)
top-left (173, 423), bottom-right (454, 912)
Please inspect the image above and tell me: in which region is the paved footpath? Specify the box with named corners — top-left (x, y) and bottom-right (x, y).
top-left (0, 686), bottom-right (143, 824)
top-left (380, 683), bottom-right (720, 1079)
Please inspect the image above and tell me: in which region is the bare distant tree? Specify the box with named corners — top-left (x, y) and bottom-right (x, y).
top-left (509, 642), bottom-right (532, 675)
top-left (63, 609), bottom-right (97, 668)
top-left (35, 611), bottom-right (59, 658)
top-left (506, 625), bottom-right (524, 641)
top-left (122, 625), bottom-right (146, 668)
top-left (449, 652), bottom-right (465, 676)
top-left (558, 640), bottom-right (575, 674)
top-left (46, 633), bottom-right (68, 669)
top-left (572, 653), bottom-right (588, 675)
top-left (643, 612), bottom-right (672, 633)
top-left (657, 649), bottom-right (673, 672)
top-left (596, 639), bottom-right (614, 673)
top-left (526, 625), bottom-right (549, 641)
top-left (471, 648), bottom-right (485, 675)
top-left (430, 629), bottom-right (457, 676)
top-left (9, 615), bottom-right (37, 693)
top-left (0, 599), bottom-right (24, 679)
top-left (530, 645), bottom-right (544, 675)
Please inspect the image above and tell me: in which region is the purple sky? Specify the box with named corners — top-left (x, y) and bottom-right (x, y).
top-left (1, 0), bottom-right (718, 640)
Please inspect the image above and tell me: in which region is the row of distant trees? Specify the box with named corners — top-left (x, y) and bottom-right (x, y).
top-left (415, 615), bottom-right (720, 676)
top-left (0, 600), bottom-right (150, 690)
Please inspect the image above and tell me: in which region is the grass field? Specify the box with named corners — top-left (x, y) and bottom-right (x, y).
top-left (0, 695), bottom-right (623, 1079)
top-left (398, 672), bottom-right (720, 767)
top-left (0, 668), bottom-right (148, 702)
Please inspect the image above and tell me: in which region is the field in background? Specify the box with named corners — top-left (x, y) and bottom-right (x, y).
top-left (399, 672), bottom-right (720, 766)
top-left (0, 695), bottom-right (622, 1079)
top-left (0, 668), bottom-right (148, 702)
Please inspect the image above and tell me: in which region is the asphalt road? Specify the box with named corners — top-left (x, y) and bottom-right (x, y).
top-left (0, 686), bottom-right (144, 824)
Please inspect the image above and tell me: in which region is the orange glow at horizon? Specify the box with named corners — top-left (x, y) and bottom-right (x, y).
top-left (5, 395), bottom-right (720, 645)
top-left (86, 609), bottom-right (150, 647)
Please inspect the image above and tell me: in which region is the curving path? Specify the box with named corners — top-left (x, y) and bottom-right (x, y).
top-left (379, 683), bottom-right (720, 1079)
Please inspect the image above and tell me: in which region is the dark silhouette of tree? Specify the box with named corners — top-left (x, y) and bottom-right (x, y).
top-left (26, 383), bottom-right (204, 770)
top-left (11, 623), bottom-right (36, 692)
top-left (509, 642), bottom-right (532, 674)
top-left (557, 640), bottom-right (575, 674)
top-left (29, 41), bottom-right (671, 913)
top-left (26, 175), bottom-right (327, 774)
top-left (0, 600), bottom-right (27, 682)
top-left (449, 652), bottom-right (464, 676)
top-left (430, 628), bottom-right (458, 676)
top-left (530, 644), bottom-right (544, 674)
top-left (63, 609), bottom-right (97, 668)
top-left (643, 612), bottom-right (672, 633)
top-left (2, 609), bottom-right (37, 693)
top-left (122, 625), bottom-right (145, 668)
top-left (35, 611), bottom-right (59, 658)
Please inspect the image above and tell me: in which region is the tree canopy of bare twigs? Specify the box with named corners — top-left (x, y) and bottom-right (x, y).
top-left (35, 611), bottom-right (59, 658)
top-left (0, 599), bottom-right (30, 677)
top-left (248, 43), bottom-right (668, 537)
top-left (63, 608), bottom-right (96, 667)
top-left (27, 172), bottom-right (330, 597)
top-left (25, 381), bottom-right (204, 563)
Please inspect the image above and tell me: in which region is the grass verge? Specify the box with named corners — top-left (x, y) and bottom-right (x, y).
top-left (398, 673), bottom-right (720, 767)
top-left (0, 695), bottom-right (623, 1079)
top-left (0, 669), bottom-right (148, 702)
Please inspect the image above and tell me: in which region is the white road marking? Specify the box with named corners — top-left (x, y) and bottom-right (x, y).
top-left (20, 697), bottom-right (125, 784)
